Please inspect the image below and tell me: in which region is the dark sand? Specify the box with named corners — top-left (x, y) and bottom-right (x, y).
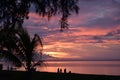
top-left (0, 70), bottom-right (120, 80)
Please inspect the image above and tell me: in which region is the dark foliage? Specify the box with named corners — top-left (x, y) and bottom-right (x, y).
top-left (0, 25), bottom-right (43, 71)
top-left (0, 0), bottom-right (79, 30)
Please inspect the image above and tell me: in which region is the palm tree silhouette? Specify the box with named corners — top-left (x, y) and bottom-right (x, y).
top-left (0, 24), bottom-right (43, 71)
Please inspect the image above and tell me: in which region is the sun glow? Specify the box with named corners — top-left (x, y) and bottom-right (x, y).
top-left (46, 52), bottom-right (68, 58)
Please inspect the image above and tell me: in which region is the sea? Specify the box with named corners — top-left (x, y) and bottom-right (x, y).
top-left (37, 61), bottom-right (120, 76)
top-left (2, 61), bottom-right (120, 76)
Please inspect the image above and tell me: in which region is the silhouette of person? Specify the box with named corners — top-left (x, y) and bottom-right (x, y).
top-left (57, 68), bottom-right (60, 73)
top-left (60, 68), bottom-right (62, 73)
top-left (10, 66), bottom-right (13, 70)
top-left (69, 71), bottom-right (71, 73)
top-left (7, 66), bottom-right (9, 70)
top-left (64, 68), bottom-right (66, 73)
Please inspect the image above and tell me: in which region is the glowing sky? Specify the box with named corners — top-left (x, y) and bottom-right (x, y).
top-left (24, 0), bottom-right (120, 60)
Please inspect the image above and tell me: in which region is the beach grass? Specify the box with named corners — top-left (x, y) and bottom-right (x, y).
top-left (0, 70), bottom-right (120, 80)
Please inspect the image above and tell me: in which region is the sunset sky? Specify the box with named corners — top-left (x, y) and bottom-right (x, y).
top-left (24, 0), bottom-right (120, 60)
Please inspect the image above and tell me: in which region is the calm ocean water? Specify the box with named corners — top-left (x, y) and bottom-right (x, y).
top-left (2, 61), bottom-right (120, 76)
top-left (37, 61), bottom-right (120, 76)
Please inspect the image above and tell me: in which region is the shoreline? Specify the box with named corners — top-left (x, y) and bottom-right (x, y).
top-left (0, 70), bottom-right (120, 80)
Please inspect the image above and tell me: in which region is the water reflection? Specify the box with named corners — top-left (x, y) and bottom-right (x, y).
top-left (38, 61), bottom-right (120, 75)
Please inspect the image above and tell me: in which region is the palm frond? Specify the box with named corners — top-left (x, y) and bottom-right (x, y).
top-left (31, 60), bottom-right (44, 68)
top-left (15, 26), bottom-right (31, 50)
top-left (0, 50), bottom-right (22, 67)
top-left (32, 34), bottom-right (43, 52)
top-left (32, 52), bottom-right (42, 61)
top-left (0, 27), bottom-right (24, 55)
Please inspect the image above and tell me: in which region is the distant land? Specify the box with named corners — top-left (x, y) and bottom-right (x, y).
top-left (44, 58), bottom-right (120, 61)
top-left (41, 54), bottom-right (120, 61)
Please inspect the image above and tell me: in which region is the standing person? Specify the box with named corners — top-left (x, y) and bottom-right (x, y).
top-left (64, 68), bottom-right (67, 73)
top-left (7, 66), bottom-right (9, 70)
top-left (57, 68), bottom-right (60, 73)
top-left (60, 68), bottom-right (62, 73)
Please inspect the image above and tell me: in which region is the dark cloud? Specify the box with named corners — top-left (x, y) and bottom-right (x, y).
top-left (105, 29), bottom-right (120, 36)
top-left (113, 0), bottom-right (120, 4)
top-left (81, 17), bottom-right (120, 28)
